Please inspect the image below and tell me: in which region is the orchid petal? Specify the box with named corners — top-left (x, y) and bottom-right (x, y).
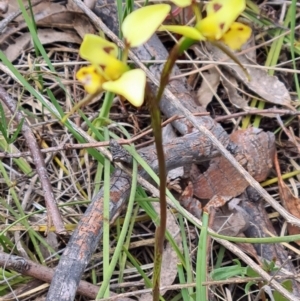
top-left (122, 4), bottom-right (171, 48)
top-left (158, 25), bottom-right (205, 40)
top-left (102, 69), bottom-right (146, 107)
top-left (79, 34), bottom-right (129, 80)
top-left (196, 0), bottom-right (246, 40)
top-left (80, 34), bottom-right (118, 59)
top-left (76, 66), bottom-right (105, 94)
top-left (102, 59), bottom-right (130, 81)
top-left (169, 0), bottom-right (192, 8)
top-left (220, 22), bottom-right (252, 50)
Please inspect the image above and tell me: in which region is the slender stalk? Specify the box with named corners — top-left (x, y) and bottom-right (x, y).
top-left (147, 83), bottom-right (167, 300)
top-left (149, 31), bottom-right (248, 300)
top-left (148, 32), bottom-right (198, 299)
top-left (150, 38), bottom-right (186, 301)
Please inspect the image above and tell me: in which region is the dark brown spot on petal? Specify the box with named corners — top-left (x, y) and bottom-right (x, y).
top-left (99, 65), bottom-right (105, 70)
top-left (213, 3), bottom-right (222, 12)
top-left (103, 46), bottom-right (114, 54)
top-left (238, 27), bottom-right (244, 31)
top-left (219, 23), bottom-right (225, 30)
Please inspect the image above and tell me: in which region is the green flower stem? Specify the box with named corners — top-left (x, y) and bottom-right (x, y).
top-left (150, 36), bottom-right (196, 301)
top-left (150, 33), bottom-right (248, 300)
top-left (149, 36), bottom-right (192, 300)
top-left (148, 83), bottom-right (167, 301)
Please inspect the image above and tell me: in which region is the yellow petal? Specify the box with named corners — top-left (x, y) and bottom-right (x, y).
top-left (220, 22), bottom-right (252, 50)
top-left (102, 59), bottom-right (130, 81)
top-left (158, 25), bottom-right (205, 41)
top-left (76, 66), bottom-right (105, 94)
top-left (80, 34), bottom-right (118, 60)
top-left (122, 4), bottom-right (171, 48)
top-left (206, 0), bottom-right (245, 16)
top-left (196, 0), bottom-right (246, 40)
top-left (169, 0), bottom-right (192, 7)
top-left (102, 69), bottom-right (146, 107)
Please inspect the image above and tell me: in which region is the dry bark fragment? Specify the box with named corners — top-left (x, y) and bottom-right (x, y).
top-left (192, 128), bottom-right (275, 199)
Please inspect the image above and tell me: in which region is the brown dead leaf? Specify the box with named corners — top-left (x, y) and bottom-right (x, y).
top-left (179, 181), bottom-right (202, 218)
top-left (210, 198), bottom-right (250, 236)
top-left (0, 0), bottom-right (8, 14)
top-left (38, 7), bottom-right (95, 39)
top-left (3, 0), bottom-right (60, 22)
top-left (274, 152), bottom-right (300, 244)
top-left (192, 128), bottom-right (275, 199)
top-left (1, 1), bottom-right (94, 45)
top-left (4, 29), bottom-right (81, 62)
top-left (221, 71), bottom-right (248, 109)
top-left (204, 195), bottom-right (232, 212)
top-left (196, 69), bottom-right (220, 108)
top-left (209, 44), bottom-right (292, 107)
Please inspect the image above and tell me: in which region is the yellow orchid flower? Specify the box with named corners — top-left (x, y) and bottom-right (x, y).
top-left (196, 0), bottom-right (246, 40)
top-left (162, 0), bottom-right (251, 50)
top-left (77, 33), bottom-right (145, 105)
top-left (122, 4), bottom-right (171, 47)
top-left (76, 4), bottom-right (172, 106)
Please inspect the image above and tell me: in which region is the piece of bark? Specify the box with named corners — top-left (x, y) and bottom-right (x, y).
top-left (192, 128), bottom-right (275, 199)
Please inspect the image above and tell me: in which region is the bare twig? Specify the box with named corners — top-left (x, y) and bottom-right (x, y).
top-left (0, 251), bottom-right (134, 300)
top-left (214, 108), bottom-right (300, 122)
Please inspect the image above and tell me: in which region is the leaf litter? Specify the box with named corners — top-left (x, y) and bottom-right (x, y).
top-left (0, 0), bottom-right (300, 301)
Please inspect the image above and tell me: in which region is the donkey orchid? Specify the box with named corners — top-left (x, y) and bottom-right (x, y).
top-left (159, 0), bottom-right (251, 50)
top-left (76, 4), bottom-right (171, 107)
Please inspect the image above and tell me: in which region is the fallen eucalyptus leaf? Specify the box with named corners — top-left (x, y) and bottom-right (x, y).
top-left (221, 70), bottom-right (248, 109)
top-left (209, 44), bottom-right (291, 107)
top-left (4, 29), bottom-right (81, 62)
top-left (196, 68), bottom-right (220, 108)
